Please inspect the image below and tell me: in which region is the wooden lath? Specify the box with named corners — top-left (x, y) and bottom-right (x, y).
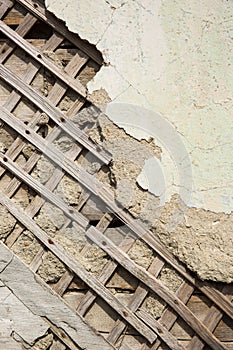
top-left (0, 1), bottom-right (232, 350)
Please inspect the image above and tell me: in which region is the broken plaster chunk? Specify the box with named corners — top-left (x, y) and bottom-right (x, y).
top-left (78, 245), bottom-right (108, 277)
top-left (37, 251), bottom-right (66, 283)
top-left (0, 243), bottom-right (114, 350)
top-left (151, 195), bottom-right (233, 283)
top-left (128, 240), bottom-right (154, 269)
top-left (71, 105), bottom-right (100, 130)
top-left (37, 113), bottom-right (50, 126)
top-left (53, 134), bottom-right (73, 153)
top-left (12, 230), bottom-right (41, 266)
top-left (31, 156), bottom-right (55, 185)
top-left (158, 265), bottom-right (183, 292)
top-left (142, 292), bottom-right (167, 319)
top-left (0, 205), bottom-right (16, 241)
top-left (34, 202), bottom-right (66, 237)
top-left (0, 285), bottom-right (49, 345)
top-left (55, 174), bottom-right (82, 205)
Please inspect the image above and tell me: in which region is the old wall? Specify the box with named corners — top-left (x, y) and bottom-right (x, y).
top-left (44, 0), bottom-right (233, 282)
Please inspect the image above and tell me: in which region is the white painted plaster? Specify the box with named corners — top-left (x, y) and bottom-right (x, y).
top-left (45, 0), bottom-right (233, 213)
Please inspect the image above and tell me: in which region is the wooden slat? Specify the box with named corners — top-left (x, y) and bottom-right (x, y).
top-left (0, 13), bottom-right (37, 63)
top-left (0, 193), bottom-right (157, 344)
top-left (0, 152), bottom-right (89, 228)
top-left (187, 286), bottom-right (233, 350)
top-left (0, 242), bottom-right (115, 350)
top-left (3, 52), bottom-right (88, 247)
top-left (15, 0), bottom-right (103, 64)
top-left (0, 0), bottom-right (14, 19)
top-left (149, 281), bottom-right (195, 350)
top-left (0, 19), bottom-right (87, 97)
top-left (1, 50), bottom-right (85, 179)
top-left (107, 256), bottom-right (165, 345)
top-left (1, 106), bottom-right (231, 322)
top-left (137, 310), bottom-right (186, 350)
top-left (0, 63), bottom-right (111, 164)
top-left (53, 270), bottom-right (74, 295)
top-left (86, 226), bottom-right (227, 350)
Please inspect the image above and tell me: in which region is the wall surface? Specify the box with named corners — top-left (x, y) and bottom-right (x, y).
top-left (45, 0), bottom-right (233, 282)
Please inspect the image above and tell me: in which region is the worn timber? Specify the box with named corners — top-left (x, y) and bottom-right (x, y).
top-left (0, 1), bottom-right (232, 350)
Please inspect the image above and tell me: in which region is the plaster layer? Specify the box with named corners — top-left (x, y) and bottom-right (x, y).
top-left (89, 110), bottom-right (233, 282)
top-left (45, 0), bottom-right (233, 214)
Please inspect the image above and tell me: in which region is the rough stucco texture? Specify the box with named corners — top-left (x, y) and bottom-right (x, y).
top-left (44, 1), bottom-right (233, 282)
top-left (45, 0), bottom-right (232, 214)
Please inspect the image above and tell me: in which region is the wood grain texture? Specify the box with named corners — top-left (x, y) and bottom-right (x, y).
top-left (0, 64), bottom-right (111, 164)
top-left (15, 0), bottom-right (103, 64)
top-left (87, 226), bottom-right (227, 350)
top-left (0, 193), bottom-right (157, 344)
top-left (0, 242), bottom-right (115, 350)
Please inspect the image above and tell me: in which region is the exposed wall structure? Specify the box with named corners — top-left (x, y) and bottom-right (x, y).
top-left (0, 1), bottom-right (232, 349)
top-left (45, 0), bottom-right (233, 282)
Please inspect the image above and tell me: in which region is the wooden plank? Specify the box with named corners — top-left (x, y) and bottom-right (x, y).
top-left (3, 7), bottom-right (25, 25)
top-left (86, 226), bottom-right (227, 350)
top-left (0, 13), bottom-right (37, 64)
top-left (150, 281), bottom-right (194, 350)
top-left (3, 49), bottom-right (88, 245)
top-left (2, 112), bottom-right (232, 325)
top-left (0, 193), bottom-right (157, 344)
top-left (137, 310), bottom-right (186, 350)
top-left (0, 152), bottom-right (89, 228)
top-left (0, 0), bottom-right (14, 19)
top-left (107, 256), bottom-right (165, 345)
top-left (0, 242), bottom-right (115, 350)
top-left (1, 106), bottom-right (231, 322)
top-left (53, 270), bottom-right (74, 295)
top-left (187, 286), bottom-right (233, 350)
top-left (15, 0), bottom-right (103, 64)
top-left (0, 19), bottom-right (87, 97)
top-left (0, 64), bottom-right (111, 164)
top-left (1, 48), bottom-right (85, 179)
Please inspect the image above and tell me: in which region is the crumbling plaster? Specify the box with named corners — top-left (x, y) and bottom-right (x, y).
top-left (45, 0), bottom-right (233, 214)
top-left (43, 1), bottom-right (233, 282)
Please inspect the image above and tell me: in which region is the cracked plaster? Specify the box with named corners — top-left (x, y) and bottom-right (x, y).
top-left (44, 1), bottom-right (233, 282)
top-left (45, 0), bottom-right (233, 214)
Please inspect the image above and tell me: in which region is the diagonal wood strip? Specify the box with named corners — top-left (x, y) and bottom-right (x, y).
top-left (0, 1), bottom-right (14, 21)
top-left (15, 0), bottom-right (103, 64)
top-left (0, 13), bottom-right (37, 64)
top-left (0, 19), bottom-right (87, 97)
top-left (0, 242), bottom-right (115, 350)
top-left (86, 226), bottom-right (227, 350)
top-left (137, 310), bottom-right (186, 350)
top-left (0, 64), bottom-right (111, 165)
top-left (0, 152), bottom-right (89, 228)
top-left (0, 105), bottom-right (231, 320)
top-left (0, 192), bottom-right (158, 344)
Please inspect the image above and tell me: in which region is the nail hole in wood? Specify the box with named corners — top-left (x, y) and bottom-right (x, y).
top-left (60, 117), bottom-right (66, 123)
top-left (69, 208), bottom-right (74, 214)
top-left (25, 130), bottom-right (30, 135)
top-left (24, 121), bottom-right (29, 125)
top-left (122, 311), bottom-right (128, 317)
top-left (3, 157), bottom-right (7, 162)
top-left (102, 241), bottom-right (107, 246)
top-left (37, 54), bottom-right (42, 59)
top-left (48, 238), bottom-right (54, 244)
top-left (33, 3), bottom-right (38, 8)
